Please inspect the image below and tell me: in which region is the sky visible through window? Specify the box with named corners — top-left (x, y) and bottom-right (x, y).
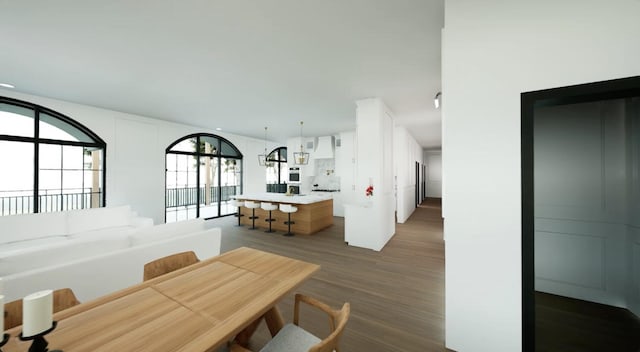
top-left (0, 110), bottom-right (101, 215)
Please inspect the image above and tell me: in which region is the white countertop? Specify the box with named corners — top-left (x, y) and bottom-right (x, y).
top-left (232, 193), bottom-right (332, 204)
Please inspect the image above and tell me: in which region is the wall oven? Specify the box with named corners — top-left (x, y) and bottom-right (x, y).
top-left (289, 167), bottom-right (300, 183)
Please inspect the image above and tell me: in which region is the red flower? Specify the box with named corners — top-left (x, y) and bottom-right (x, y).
top-left (365, 185), bottom-right (374, 197)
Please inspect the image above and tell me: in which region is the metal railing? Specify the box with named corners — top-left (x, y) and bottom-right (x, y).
top-left (165, 185), bottom-right (239, 208)
top-left (0, 188), bottom-right (102, 216)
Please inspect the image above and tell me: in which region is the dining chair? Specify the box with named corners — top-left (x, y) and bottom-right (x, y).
top-left (231, 294), bottom-right (350, 352)
top-left (143, 250), bottom-right (200, 281)
top-left (4, 287), bottom-right (81, 330)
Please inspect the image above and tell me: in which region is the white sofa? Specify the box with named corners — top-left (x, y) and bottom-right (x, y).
top-left (1, 207), bottom-right (222, 302)
top-left (0, 205), bottom-right (154, 276)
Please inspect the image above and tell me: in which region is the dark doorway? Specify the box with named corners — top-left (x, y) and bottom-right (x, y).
top-left (522, 76), bottom-right (640, 351)
top-left (422, 164), bottom-right (426, 201)
top-left (415, 161), bottom-right (420, 207)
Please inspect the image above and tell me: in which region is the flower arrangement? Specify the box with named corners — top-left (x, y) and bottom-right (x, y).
top-left (365, 185), bottom-right (374, 197)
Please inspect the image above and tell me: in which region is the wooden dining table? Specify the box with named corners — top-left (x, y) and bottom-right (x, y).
top-left (2, 247), bottom-right (320, 352)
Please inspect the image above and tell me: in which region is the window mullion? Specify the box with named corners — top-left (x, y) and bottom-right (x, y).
top-left (33, 108), bottom-right (40, 213)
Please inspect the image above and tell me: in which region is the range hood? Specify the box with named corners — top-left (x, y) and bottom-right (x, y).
top-left (314, 136), bottom-right (335, 159)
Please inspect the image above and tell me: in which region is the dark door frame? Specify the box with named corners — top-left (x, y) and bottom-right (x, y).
top-left (415, 161), bottom-right (420, 207)
top-left (521, 75), bottom-right (640, 351)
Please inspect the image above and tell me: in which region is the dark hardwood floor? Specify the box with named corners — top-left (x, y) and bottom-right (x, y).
top-left (205, 198), bottom-right (445, 351)
top-left (536, 292), bottom-right (640, 352)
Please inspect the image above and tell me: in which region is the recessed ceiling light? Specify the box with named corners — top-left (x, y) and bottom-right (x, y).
top-left (216, 127), bottom-right (222, 131)
top-left (0, 83), bottom-right (15, 89)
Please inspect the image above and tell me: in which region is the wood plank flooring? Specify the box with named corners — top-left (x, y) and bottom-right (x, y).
top-left (536, 292), bottom-right (640, 351)
top-left (205, 198), bottom-right (445, 352)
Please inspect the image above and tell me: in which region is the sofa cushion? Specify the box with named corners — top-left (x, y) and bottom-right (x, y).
top-left (1, 227), bottom-right (222, 302)
top-left (0, 212), bottom-right (67, 244)
top-left (66, 226), bottom-right (136, 242)
top-left (67, 205), bottom-right (132, 234)
top-left (0, 235), bottom-right (69, 258)
top-left (0, 234), bottom-right (130, 276)
top-left (129, 218), bottom-right (205, 246)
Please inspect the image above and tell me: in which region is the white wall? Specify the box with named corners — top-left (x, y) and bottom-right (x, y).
top-left (394, 126), bottom-right (423, 223)
top-left (344, 98), bottom-right (395, 251)
top-left (424, 150), bottom-right (442, 198)
top-left (442, 1), bottom-right (640, 351)
top-left (0, 90), bottom-right (275, 225)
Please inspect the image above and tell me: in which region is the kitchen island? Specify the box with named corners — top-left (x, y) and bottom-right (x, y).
top-left (232, 193), bottom-right (333, 235)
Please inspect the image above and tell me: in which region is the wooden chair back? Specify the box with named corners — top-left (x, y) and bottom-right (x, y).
top-left (294, 294), bottom-right (351, 352)
top-left (3, 288), bottom-right (81, 330)
top-left (143, 251), bottom-right (200, 281)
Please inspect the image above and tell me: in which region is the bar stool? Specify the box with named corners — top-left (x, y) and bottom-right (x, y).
top-left (279, 203), bottom-right (298, 237)
top-left (244, 201), bottom-right (261, 230)
top-left (230, 199), bottom-right (245, 227)
top-left (261, 202), bottom-right (278, 233)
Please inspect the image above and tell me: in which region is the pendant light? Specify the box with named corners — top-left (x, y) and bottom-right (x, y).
top-left (258, 127), bottom-right (270, 166)
top-left (293, 121), bottom-right (309, 165)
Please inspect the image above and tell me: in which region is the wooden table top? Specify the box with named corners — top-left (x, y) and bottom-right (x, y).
top-left (2, 247), bottom-right (320, 352)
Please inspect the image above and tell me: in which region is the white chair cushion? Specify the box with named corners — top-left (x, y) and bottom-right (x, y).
top-left (230, 199), bottom-right (244, 207)
top-left (261, 202), bottom-right (278, 211)
top-left (245, 201), bottom-right (260, 209)
top-left (259, 323), bottom-right (321, 352)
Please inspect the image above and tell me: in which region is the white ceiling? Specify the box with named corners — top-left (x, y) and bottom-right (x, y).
top-left (0, 0), bottom-right (443, 149)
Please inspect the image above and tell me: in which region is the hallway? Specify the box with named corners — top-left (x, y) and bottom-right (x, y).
top-left (209, 198), bottom-right (445, 351)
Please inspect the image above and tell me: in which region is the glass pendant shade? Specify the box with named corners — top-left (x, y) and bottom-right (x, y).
top-left (258, 154), bottom-right (267, 166)
top-left (258, 126), bottom-right (269, 166)
top-left (293, 121), bottom-right (309, 165)
top-left (293, 150), bottom-right (309, 165)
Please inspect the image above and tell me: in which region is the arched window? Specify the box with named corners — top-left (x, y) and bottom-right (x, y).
top-left (265, 147), bottom-right (288, 192)
top-left (165, 133), bottom-right (243, 222)
top-left (0, 97), bottom-right (106, 216)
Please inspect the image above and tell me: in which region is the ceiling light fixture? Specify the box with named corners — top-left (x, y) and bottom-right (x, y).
top-left (215, 127), bottom-right (222, 131)
top-left (293, 121), bottom-right (310, 165)
top-left (257, 127), bottom-right (273, 167)
top-left (0, 83), bottom-right (15, 89)
top-left (434, 92), bottom-right (442, 109)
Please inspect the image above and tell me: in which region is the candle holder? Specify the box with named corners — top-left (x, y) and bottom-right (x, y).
top-left (0, 333), bottom-right (9, 352)
top-left (19, 321), bottom-right (62, 352)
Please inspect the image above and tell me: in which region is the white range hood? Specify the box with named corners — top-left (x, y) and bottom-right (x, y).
top-left (314, 136), bottom-right (335, 159)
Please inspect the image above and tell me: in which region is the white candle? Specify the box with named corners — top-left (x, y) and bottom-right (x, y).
top-left (0, 294), bottom-right (4, 333)
top-left (22, 290), bottom-right (53, 337)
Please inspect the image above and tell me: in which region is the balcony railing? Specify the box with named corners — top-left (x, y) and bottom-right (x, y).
top-left (0, 186), bottom-right (239, 216)
top-left (165, 185), bottom-right (239, 208)
top-left (0, 188), bottom-right (102, 216)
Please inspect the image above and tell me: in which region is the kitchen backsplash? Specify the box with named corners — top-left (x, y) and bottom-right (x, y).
top-left (313, 159), bottom-right (340, 190)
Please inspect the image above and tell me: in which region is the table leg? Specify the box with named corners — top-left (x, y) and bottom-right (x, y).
top-left (234, 306), bottom-right (285, 347)
top-left (234, 318), bottom-right (262, 347)
top-left (264, 306), bottom-right (285, 337)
